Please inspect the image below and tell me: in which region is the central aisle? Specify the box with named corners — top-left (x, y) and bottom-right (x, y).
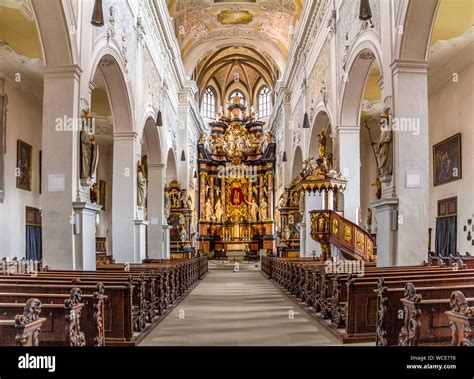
top-left (139, 262), bottom-right (341, 346)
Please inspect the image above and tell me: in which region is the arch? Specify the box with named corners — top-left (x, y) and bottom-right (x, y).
top-left (307, 109), bottom-right (332, 159)
top-left (395, 0), bottom-right (440, 61)
top-left (142, 117), bottom-right (163, 166)
top-left (339, 33), bottom-right (383, 128)
top-left (90, 52), bottom-right (134, 133)
top-left (291, 145), bottom-right (304, 180)
top-left (166, 149), bottom-right (177, 182)
top-left (257, 86), bottom-right (272, 118)
top-left (31, 0), bottom-right (76, 66)
top-left (183, 39), bottom-right (286, 77)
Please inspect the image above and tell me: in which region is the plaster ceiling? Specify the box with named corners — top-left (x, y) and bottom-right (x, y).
top-left (431, 0), bottom-right (474, 45)
top-left (0, 5), bottom-right (42, 59)
top-left (168, 0), bottom-right (303, 75)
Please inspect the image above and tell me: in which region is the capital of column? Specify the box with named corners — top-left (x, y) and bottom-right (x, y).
top-left (335, 125), bottom-right (360, 135)
top-left (148, 163), bottom-right (166, 171)
top-left (113, 131), bottom-right (138, 141)
top-left (390, 60), bottom-right (429, 75)
top-left (44, 65), bottom-right (83, 81)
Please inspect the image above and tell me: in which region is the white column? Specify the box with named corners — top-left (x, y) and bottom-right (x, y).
top-left (73, 202), bottom-right (102, 270)
top-left (337, 126), bottom-right (361, 224)
top-left (134, 219), bottom-right (149, 262)
top-left (391, 60), bottom-right (430, 265)
top-left (304, 192), bottom-right (323, 257)
top-left (147, 163), bottom-right (165, 258)
top-left (112, 132), bottom-right (137, 263)
top-left (162, 224), bottom-right (171, 259)
top-left (41, 65), bottom-right (81, 269)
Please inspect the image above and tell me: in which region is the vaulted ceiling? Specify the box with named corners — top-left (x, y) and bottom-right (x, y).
top-left (167, 0), bottom-right (303, 77)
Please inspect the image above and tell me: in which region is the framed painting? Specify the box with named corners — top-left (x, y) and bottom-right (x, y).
top-left (16, 139), bottom-right (32, 191)
top-left (433, 133), bottom-right (462, 186)
top-left (99, 180), bottom-right (106, 211)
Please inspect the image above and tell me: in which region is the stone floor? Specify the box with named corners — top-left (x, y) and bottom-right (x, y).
top-left (139, 261), bottom-right (342, 346)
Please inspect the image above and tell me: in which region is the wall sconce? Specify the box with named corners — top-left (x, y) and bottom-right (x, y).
top-left (181, 150), bottom-right (186, 161)
top-left (193, 171), bottom-right (197, 179)
top-left (282, 151), bottom-right (288, 162)
top-left (91, 0), bottom-right (104, 27)
top-left (155, 110), bottom-right (163, 127)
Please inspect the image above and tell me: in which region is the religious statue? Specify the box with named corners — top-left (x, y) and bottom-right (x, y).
top-left (376, 108), bottom-right (393, 177)
top-left (80, 126), bottom-right (99, 185)
top-left (318, 130), bottom-right (327, 158)
top-left (246, 199), bottom-right (259, 222)
top-left (259, 198), bottom-right (268, 221)
top-left (283, 224), bottom-right (291, 240)
top-left (205, 198), bottom-right (213, 221)
top-left (179, 223), bottom-right (187, 242)
top-left (278, 192), bottom-right (289, 208)
top-left (371, 178), bottom-right (382, 200)
top-left (137, 160), bottom-right (147, 207)
top-left (215, 199), bottom-right (223, 222)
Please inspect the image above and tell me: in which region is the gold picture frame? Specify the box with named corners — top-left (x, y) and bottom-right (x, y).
top-left (16, 139), bottom-right (32, 191)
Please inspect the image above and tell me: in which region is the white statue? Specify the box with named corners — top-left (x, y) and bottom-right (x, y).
top-left (205, 198), bottom-right (213, 221)
top-left (137, 161), bottom-right (147, 207)
top-left (164, 192), bottom-right (171, 218)
top-left (259, 198), bottom-right (268, 221)
top-left (246, 199), bottom-right (259, 222)
top-left (215, 199), bottom-right (223, 222)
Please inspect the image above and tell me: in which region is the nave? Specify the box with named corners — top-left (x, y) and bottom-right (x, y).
top-left (139, 262), bottom-right (341, 346)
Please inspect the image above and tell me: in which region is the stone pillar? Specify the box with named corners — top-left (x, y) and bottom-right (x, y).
top-left (72, 202), bottom-right (102, 270)
top-left (134, 219), bottom-right (149, 262)
top-left (162, 224), bottom-right (171, 259)
top-left (337, 126), bottom-right (361, 224)
top-left (304, 192), bottom-right (323, 257)
top-left (112, 132), bottom-right (137, 263)
top-left (390, 60), bottom-right (429, 265)
top-left (41, 65), bottom-right (82, 269)
top-left (147, 163), bottom-right (166, 258)
top-left (199, 171), bottom-right (206, 220)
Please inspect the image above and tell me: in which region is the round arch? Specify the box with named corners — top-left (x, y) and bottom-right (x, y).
top-left (307, 108), bottom-right (332, 159)
top-left (339, 33), bottom-right (383, 128)
top-left (31, 0), bottom-right (76, 66)
top-left (166, 149), bottom-right (177, 182)
top-left (141, 116), bottom-right (163, 166)
top-left (89, 51), bottom-right (134, 134)
top-left (291, 145), bottom-right (304, 180)
top-left (395, 0), bottom-right (440, 61)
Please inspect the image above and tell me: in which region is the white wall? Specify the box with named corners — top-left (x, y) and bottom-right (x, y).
top-left (96, 142), bottom-right (113, 254)
top-left (429, 62), bottom-right (474, 255)
top-left (0, 81), bottom-right (42, 259)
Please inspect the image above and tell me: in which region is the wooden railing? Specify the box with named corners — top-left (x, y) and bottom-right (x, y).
top-left (310, 210), bottom-right (376, 262)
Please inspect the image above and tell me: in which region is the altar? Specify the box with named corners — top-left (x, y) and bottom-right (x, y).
top-left (196, 96), bottom-right (276, 255)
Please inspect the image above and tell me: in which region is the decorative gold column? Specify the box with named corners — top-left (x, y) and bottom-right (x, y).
top-left (199, 171), bottom-right (207, 220)
top-left (209, 175), bottom-right (215, 209)
top-left (267, 170), bottom-right (273, 220)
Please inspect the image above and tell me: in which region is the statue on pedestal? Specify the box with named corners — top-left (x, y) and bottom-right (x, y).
top-left (215, 199), bottom-right (223, 222)
top-left (376, 108), bottom-right (393, 178)
top-left (246, 199), bottom-right (259, 222)
top-left (80, 126), bottom-right (99, 185)
top-left (205, 198), bottom-right (213, 221)
top-left (137, 160), bottom-right (147, 208)
top-left (259, 198), bottom-right (268, 221)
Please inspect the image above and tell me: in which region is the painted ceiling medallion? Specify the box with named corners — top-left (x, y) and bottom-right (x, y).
top-left (217, 10), bottom-right (253, 25)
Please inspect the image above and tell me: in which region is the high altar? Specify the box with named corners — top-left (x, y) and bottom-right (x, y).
top-left (197, 96), bottom-right (276, 256)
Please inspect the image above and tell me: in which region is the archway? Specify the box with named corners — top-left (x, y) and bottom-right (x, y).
top-left (166, 148), bottom-right (178, 182)
top-left (291, 145), bottom-right (303, 181)
top-left (90, 53), bottom-right (136, 263)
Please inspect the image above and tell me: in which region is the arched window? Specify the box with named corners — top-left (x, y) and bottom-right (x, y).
top-left (258, 86), bottom-right (271, 118)
top-left (229, 90), bottom-right (245, 105)
top-left (202, 87), bottom-right (216, 119)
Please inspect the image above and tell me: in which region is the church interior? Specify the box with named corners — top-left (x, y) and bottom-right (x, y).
top-left (0, 0), bottom-right (473, 364)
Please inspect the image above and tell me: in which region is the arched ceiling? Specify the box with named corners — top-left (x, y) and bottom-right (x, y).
top-left (195, 46), bottom-right (277, 106)
top-left (167, 0), bottom-right (303, 76)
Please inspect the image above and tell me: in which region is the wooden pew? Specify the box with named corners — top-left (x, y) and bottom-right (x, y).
top-left (445, 290), bottom-right (474, 346)
top-left (0, 298), bottom-right (46, 346)
top-left (0, 288), bottom-right (86, 346)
